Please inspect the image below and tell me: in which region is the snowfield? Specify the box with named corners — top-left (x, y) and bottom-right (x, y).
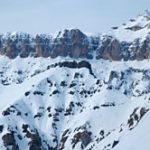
top-left (0, 56), bottom-right (149, 150)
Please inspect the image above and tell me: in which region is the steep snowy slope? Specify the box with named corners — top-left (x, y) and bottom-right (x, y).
top-left (110, 10), bottom-right (150, 42)
top-left (0, 56), bottom-right (149, 150)
top-left (114, 111), bottom-right (150, 150)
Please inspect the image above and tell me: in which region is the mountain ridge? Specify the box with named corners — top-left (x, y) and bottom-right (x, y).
top-left (0, 10), bottom-right (150, 150)
top-left (1, 10), bottom-right (150, 60)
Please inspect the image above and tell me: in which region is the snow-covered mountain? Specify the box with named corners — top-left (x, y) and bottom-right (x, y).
top-left (0, 10), bottom-right (150, 150)
top-left (1, 10), bottom-right (150, 60)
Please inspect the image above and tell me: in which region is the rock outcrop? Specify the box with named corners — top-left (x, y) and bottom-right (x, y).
top-left (0, 26), bottom-right (150, 61)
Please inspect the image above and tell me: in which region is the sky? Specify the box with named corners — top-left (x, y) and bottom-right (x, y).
top-left (0, 0), bottom-right (150, 35)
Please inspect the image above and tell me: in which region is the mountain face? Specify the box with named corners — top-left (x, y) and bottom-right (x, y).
top-left (1, 10), bottom-right (150, 60)
top-left (0, 11), bottom-right (150, 150)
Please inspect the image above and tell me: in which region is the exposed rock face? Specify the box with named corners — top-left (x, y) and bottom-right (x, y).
top-left (2, 133), bottom-right (19, 150)
top-left (51, 29), bottom-right (91, 59)
top-left (96, 37), bottom-right (121, 60)
top-left (1, 10), bottom-right (150, 60)
top-left (47, 60), bottom-right (95, 77)
top-left (1, 28), bottom-right (150, 60)
top-left (72, 131), bottom-right (92, 149)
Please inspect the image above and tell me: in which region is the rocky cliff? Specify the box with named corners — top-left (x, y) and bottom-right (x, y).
top-left (1, 10), bottom-right (150, 60)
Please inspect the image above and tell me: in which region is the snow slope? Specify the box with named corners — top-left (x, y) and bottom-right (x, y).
top-left (114, 111), bottom-right (150, 150)
top-left (109, 10), bottom-right (150, 42)
top-left (0, 56), bottom-right (149, 150)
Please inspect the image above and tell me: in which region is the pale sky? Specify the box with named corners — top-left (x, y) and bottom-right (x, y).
top-left (0, 0), bottom-right (150, 34)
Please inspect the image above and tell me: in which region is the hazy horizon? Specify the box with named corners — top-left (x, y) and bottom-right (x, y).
top-left (0, 0), bottom-right (150, 34)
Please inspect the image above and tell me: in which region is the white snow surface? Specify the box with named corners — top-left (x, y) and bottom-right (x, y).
top-left (114, 111), bottom-right (150, 150)
top-left (109, 10), bottom-right (150, 42)
top-left (0, 56), bottom-right (149, 149)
